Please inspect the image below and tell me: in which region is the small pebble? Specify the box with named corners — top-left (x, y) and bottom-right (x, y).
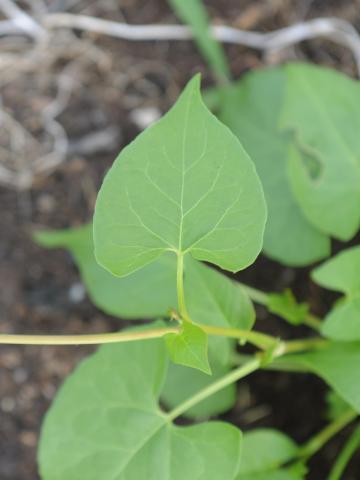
top-left (68, 282), bottom-right (86, 303)
top-left (1, 396), bottom-right (15, 412)
top-left (13, 367), bottom-right (28, 384)
top-left (130, 107), bottom-right (161, 130)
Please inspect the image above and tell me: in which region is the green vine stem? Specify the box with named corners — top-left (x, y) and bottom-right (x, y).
top-left (166, 357), bottom-right (262, 421)
top-left (0, 327), bottom-right (180, 345)
top-left (0, 324), bottom-right (327, 354)
top-left (201, 324), bottom-right (278, 350)
top-left (328, 422), bottom-right (360, 480)
top-left (231, 352), bottom-right (311, 373)
top-left (0, 324), bottom-right (277, 348)
top-left (298, 409), bottom-right (358, 460)
top-left (281, 337), bottom-right (328, 354)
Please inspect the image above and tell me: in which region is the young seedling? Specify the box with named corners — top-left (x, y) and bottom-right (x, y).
top-left (1, 69), bottom-right (360, 478)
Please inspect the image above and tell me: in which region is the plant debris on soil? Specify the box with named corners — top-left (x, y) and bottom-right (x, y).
top-left (1, 1), bottom-right (360, 479)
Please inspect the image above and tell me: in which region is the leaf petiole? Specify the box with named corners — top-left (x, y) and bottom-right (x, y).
top-left (298, 409), bottom-right (358, 460)
top-left (166, 357), bottom-right (262, 421)
top-left (328, 422), bottom-right (360, 480)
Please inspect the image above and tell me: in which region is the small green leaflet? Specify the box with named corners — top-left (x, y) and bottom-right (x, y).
top-left (39, 332), bottom-right (242, 480)
top-left (281, 63), bottom-right (360, 241)
top-left (312, 246), bottom-right (360, 340)
top-left (168, 0), bottom-right (230, 81)
top-left (93, 75), bottom-right (266, 277)
top-left (212, 67), bottom-right (330, 266)
top-left (166, 321), bottom-right (211, 374)
top-left (286, 342), bottom-right (360, 413)
top-left (236, 429), bottom-right (304, 480)
top-left (268, 289), bottom-right (309, 326)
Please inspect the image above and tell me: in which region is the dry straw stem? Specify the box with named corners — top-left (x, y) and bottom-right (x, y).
top-left (0, 1), bottom-right (359, 72)
top-left (1, 2), bottom-right (360, 189)
top-left (0, 9), bottom-right (358, 74)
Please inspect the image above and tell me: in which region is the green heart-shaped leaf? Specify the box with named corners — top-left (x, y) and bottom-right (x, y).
top-left (93, 75), bottom-right (266, 277)
top-left (281, 63), bottom-right (360, 241)
top-left (38, 331), bottom-right (242, 480)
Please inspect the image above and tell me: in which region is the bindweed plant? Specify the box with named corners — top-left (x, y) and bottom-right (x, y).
top-left (2, 70), bottom-right (360, 479)
top-left (2, 3), bottom-right (360, 478)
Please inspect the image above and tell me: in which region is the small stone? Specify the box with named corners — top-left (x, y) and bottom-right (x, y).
top-left (130, 107), bottom-right (161, 130)
top-left (1, 396), bottom-right (15, 412)
top-left (13, 367), bottom-right (28, 384)
top-left (68, 282), bottom-right (86, 303)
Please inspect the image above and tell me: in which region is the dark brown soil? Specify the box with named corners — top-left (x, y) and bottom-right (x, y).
top-left (1, 1), bottom-right (360, 479)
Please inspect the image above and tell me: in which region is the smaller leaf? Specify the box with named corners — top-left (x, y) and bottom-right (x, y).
top-left (312, 246), bottom-right (360, 340)
top-left (268, 289), bottom-right (309, 326)
top-left (236, 429), bottom-right (302, 480)
top-left (286, 341), bottom-right (360, 413)
top-left (165, 321), bottom-right (211, 374)
top-left (280, 63), bottom-right (360, 241)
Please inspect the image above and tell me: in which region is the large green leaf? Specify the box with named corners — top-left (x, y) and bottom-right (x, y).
top-left (312, 246), bottom-right (360, 340)
top-left (93, 75), bottom-right (266, 277)
top-left (236, 429), bottom-right (303, 480)
top-left (38, 333), bottom-right (242, 480)
top-left (168, 0), bottom-right (229, 80)
top-left (285, 342), bottom-right (360, 413)
top-left (215, 68), bottom-right (329, 266)
top-left (281, 63), bottom-right (360, 240)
